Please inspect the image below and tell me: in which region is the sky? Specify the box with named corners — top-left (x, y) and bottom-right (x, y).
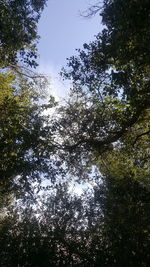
top-left (37, 0), bottom-right (102, 100)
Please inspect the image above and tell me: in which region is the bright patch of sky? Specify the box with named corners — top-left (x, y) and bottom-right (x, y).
top-left (37, 0), bottom-right (102, 100)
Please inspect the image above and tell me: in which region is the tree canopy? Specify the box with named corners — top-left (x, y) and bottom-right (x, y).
top-left (59, 0), bottom-right (150, 178)
top-left (0, 0), bottom-right (150, 266)
top-left (0, 0), bottom-right (47, 67)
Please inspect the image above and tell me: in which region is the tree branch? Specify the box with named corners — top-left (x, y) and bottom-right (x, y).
top-left (132, 130), bottom-right (150, 146)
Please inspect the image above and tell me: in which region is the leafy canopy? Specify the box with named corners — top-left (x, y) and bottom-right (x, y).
top-left (0, 0), bottom-right (47, 67)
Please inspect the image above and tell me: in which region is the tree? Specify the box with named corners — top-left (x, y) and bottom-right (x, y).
top-left (54, 1), bottom-right (150, 264)
top-left (91, 174), bottom-right (150, 267)
top-left (0, 183), bottom-right (93, 266)
top-left (0, 69), bottom-right (64, 208)
top-left (1, 172), bottom-right (149, 267)
top-left (0, 0), bottom-right (47, 67)
top-left (59, 0), bottom-right (149, 163)
top-left (84, 0), bottom-right (150, 72)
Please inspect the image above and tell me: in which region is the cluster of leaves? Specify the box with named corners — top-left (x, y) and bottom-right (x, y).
top-left (0, 176), bottom-right (149, 266)
top-left (0, 0), bottom-right (47, 67)
top-left (59, 0), bottom-right (150, 176)
top-left (0, 0), bottom-right (63, 206)
top-left (0, 69), bottom-right (66, 210)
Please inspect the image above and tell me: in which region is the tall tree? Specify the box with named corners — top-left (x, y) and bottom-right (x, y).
top-left (59, 0), bottom-right (150, 162)
top-left (0, 69), bottom-right (63, 208)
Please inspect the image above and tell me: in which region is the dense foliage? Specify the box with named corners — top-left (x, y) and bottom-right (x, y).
top-left (0, 0), bottom-right (47, 67)
top-left (0, 0), bottom-right (149, 266)
top-left (0, 176), bottom-right (149, 266)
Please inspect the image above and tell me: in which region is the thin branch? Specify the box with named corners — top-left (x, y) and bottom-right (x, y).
top-left (132, 130), bottom-right (150, 146)
top-left (81, 2), bottom-right (103, 18)
top-left (8, 64), bottom-right (48, 81)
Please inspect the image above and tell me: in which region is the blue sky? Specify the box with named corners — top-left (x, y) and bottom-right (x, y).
top-left (37, 0), bottom-right (102, 99)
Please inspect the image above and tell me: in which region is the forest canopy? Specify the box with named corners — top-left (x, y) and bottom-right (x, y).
top-left (0, 0), bottom-right (150, 266)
